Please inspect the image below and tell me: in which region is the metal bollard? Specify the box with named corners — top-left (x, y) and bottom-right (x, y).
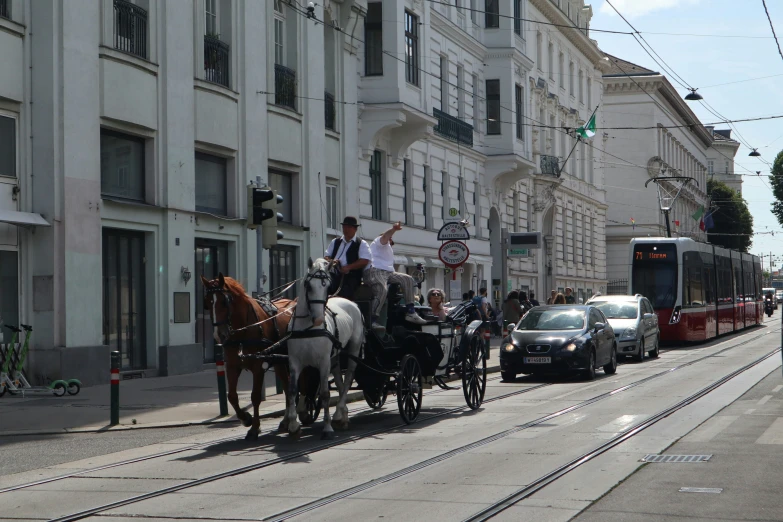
top-left (215, 344), bottom-right (228, 417)
top-left (502, 321), bottom-right (509, 337)
top-left (110, 351), bottom-right (120, 426)
top-left (483, 327), bottom-right (491, 351)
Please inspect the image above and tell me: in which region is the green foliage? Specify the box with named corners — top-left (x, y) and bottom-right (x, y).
top-left (770, 150), bottom-right (783, 226)
top-left (706, 179), bottom-right (753, 252)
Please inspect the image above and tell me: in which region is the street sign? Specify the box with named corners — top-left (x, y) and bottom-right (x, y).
top-left (439, 241), bottom-right (470, 280)
top-left (508, 248), bottom-right (529, 257)
top-left (437, 221), bottom-right (470, 241)
top-left (448, 207), bottom-right (459, 217)
top-left (509, 232), bottom-right (542, 249)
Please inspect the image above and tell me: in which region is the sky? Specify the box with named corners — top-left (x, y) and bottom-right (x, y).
top-left (590, 0), bottom-right (783, 267)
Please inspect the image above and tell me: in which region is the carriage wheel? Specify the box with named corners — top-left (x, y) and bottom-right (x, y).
top-left (397, 355), bottom-right (423, 424)
top-left (363, 386), bottom-right (388, 410)
top-left (297, 378), bottom-right (322, 426)
top-left (461, 333), bottom-right (487, 410)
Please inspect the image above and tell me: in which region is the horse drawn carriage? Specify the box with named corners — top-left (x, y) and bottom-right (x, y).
top-left (202, 258), bottom-right (488, 439)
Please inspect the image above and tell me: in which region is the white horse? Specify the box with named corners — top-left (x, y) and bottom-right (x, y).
top-left (285, 257), bottom-right (365, 439)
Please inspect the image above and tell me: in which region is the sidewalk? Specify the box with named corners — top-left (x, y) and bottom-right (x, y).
top-left (0, 340), bottom-right (504, 436)
top-left (574, 362), bottom-right (783, 522)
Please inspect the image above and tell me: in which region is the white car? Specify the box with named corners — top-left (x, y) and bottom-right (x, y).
top-left (584, 294), bottom-right (660, 362)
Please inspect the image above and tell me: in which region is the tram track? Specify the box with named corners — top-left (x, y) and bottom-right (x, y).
top-left (42, 325), bottom-right (779, 522)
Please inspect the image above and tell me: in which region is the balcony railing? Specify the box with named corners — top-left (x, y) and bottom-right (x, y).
top-left (325, 91), bottom-right (336, 130)
top-left (274, 64), bottom-right (297, 111)
top-left (113, 0), bottom-right (148, 59)
top-left (433, 108), bottom-right (473, 147)
top-left (204, 35), bottom-right (230, 88)
top-left (540, 154), bottom-right (561, 177)
top-left (0, 0), bottom-right (9, 20)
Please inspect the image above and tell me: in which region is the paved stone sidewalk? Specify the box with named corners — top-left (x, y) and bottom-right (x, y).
top-left (0, 341), bottom-right (503, 436)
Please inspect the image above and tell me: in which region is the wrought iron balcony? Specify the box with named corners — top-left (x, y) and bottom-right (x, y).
top-left (113, 0), bottom-right (148, 59)
top-left (540, 154), bottom-right (561, 177)
top-left (325, 91), bottom-right (336, 130)
top-left (433, 108), bottom-right (473, 147)
top-left (0, 0), bottom-right (9, 19)
top-left (274, 64), bottom-right (297, 111)
top-left (204, 35), bottom-right (230, 88)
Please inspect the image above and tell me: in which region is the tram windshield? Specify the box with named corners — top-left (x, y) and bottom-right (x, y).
top-left (631, 244), bottom-right (677, 309)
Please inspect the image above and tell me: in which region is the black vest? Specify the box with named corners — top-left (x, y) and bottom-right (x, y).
top-left (330, 238), bottom-right (362, 274)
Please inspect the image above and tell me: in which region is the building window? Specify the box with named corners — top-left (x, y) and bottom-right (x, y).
top-left (370, 151), bottom-right (384, 220)
top-left (365, 3), bottom-right (383, 76)
top-left (204, 36), bottom-right (230, 88)
top-left (559, 52), bottom-right (564, 88)
top-left (269, 245), bottom-right (298, 300)
top-left (424, 166), bottom-right (431, 228)
top-left (404, 11), bottom-right (419, 86)
top-left (440, 56), bottom-right (448, 112)
top-left (578, 69), bottom-right (584, 103)
top-left (0, 115), bottom-right (16, 178)
top-left (325, 183), bottom-right (338, 230)
top-left (274, 1), bottom-right (285, 66)
top-left (113, 0), bottom-right (148, 60)
top-left (470, 0), bottom-right (478, 24)
top-left (707, 160), bottom-right (714, 175)
top-left (457, 65), bottom-right (465, 118)
top-left (195, 152), bottom-right (227, 215)
top-left (472, 73), bottom-right (480, 129)
top-left (725, 160), bottom-right (729, 174)
top-left (548, 42), bottom-right (554, 80)
top-left (486, 79), bottom-right (500, 135)
top-left (514, 0), bottom-right (522, 35)
top-left (402, 159), bottom-right (409, 224)
top-left (100, 130), bottom-right (145, 201)
top-left (205, 0), bottom-right (217, 35)
top-left (485, 0), bottom-right (499, 28)
top-left (515, 84), bottom-right (524, 141)
top-left (269, 169), bottom-right (293, 224)
top-left (569, 61), bottom-right (574, 95)
top-left (587, 77), bottom-right (592, 105)
top-left (536, 32), bottom-right (542, 68)
top-left (0, 0), bottom-right (9, 20)
top-left (0, 251), bottom-right (18, 343)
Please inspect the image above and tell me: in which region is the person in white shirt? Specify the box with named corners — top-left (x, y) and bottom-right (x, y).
top-left (323, 216), bottom-right (372, 300)
top-left (364, 222), bottom-right (427, 327)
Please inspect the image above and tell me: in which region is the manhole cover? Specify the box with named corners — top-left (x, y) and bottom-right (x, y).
top-left (642, 454), bottom-right (712, 463)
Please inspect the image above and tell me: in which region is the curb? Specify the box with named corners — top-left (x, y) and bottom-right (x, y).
top-left (0, 362), bottom-right (501, 437)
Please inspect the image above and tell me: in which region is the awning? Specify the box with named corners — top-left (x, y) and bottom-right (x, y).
top-left (393, 255), bottom-right (409, 266)
top-left (425, 257), bottom-right (441, 268)
top-left (0, 209), bottom-right (51, 228)
top-left (407, 256), bottom-right (427, 267)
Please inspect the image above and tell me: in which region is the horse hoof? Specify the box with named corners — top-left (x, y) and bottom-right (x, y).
top-left (289, 427), bottom-right (302, 439)
top-left (245, 430), bottom-right (259, 441)
top-left (277, 420), bottom-right (289, 433)
top-left (241, 412), bottom-right (253, 427)
top-left (321, 430), bottom-right (335, 440)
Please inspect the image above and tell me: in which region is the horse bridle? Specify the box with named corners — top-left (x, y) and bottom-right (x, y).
top-left (206, 286), bottom-right (236, 335)
top-left (296, 267), bottom-right (332, 319)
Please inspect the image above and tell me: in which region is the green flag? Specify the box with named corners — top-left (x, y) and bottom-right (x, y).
top-left (576, 112), bottom-right (596, 139)
top-left (692, 205), bottom-right (705, 221)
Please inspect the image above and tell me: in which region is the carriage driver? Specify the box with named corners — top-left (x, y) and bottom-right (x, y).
top-left (324, 216), bottom-right (372, 301)
top-left (364, 222), bottom-right (428, 328)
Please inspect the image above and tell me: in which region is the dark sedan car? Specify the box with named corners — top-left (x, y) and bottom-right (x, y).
top-left (499, 305), bottom-right (618, 381)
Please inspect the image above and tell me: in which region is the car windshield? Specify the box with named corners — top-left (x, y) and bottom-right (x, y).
top-left (590, 301), bottom-right (638, 319)
top-left (517, 309), bottom-right (585, 330)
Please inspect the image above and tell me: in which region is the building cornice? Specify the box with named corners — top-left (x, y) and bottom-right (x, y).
top-left (529, 0), bottom-right (606, 67)
top-left (604, 75), bottom-right (714, 148)
top-left (430, 9), bottom-right (487, 61)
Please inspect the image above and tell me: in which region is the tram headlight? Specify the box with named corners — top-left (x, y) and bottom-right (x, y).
top-left (621, 327), bottom-right (637, 340)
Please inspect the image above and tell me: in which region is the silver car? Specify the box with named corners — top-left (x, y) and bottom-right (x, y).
top-left (585, 295), bottom-right (660, 362)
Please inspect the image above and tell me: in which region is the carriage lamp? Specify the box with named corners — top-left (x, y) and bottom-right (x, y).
top-left (181, 266), bottom-right (192, 285)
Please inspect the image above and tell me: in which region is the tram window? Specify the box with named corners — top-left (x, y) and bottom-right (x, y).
top-left (685, 267), bottom-right (704, 307)
top-left (703, 267), bottom-right (714, 305)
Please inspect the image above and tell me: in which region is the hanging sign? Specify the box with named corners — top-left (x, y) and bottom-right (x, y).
top-left (439, 241), bottom-right (470, 280)
top-left (448, 207), bottom-right (459, 217)
top-left (437, 221), bottom-right (470, 241)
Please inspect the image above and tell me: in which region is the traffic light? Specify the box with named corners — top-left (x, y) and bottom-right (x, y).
top-left (246, 185), bottom-right (284, 248)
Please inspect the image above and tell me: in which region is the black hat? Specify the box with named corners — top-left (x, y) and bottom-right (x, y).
top-left (341, 216), bottom-right (360, 227)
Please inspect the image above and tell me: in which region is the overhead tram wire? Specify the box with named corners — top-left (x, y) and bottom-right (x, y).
top-left (762, 0), bottom-right (783, 65)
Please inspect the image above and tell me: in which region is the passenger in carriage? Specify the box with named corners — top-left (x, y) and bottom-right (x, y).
top-left (427, 288), bottom-right (448, 321)
top-left (363, 222), bottom-right (428, 328)
top-left (324, 216), bottom-right (372, 301)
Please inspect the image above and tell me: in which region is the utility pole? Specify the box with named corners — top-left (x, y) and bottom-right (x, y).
top-left (256, 175), bottom-right (264, 296)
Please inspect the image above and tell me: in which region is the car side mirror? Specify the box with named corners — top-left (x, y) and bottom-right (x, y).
top-left (507, 323), bottom-right (515, 334)
top-left (593, 322), bottom-right (605, 333)
top-left (643, 313), bottom-right (654, 320)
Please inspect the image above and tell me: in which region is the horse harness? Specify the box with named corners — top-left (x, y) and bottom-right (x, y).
top-left (290, 265), bottom-right (342, 355)
top-left (206, 286), bottom-right (282, 349)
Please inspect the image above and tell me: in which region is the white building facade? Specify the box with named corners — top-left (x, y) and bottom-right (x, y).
top-left (602, 55), bottom-right (711, 290)
top-left (705, 127), bottom-right (742, 195)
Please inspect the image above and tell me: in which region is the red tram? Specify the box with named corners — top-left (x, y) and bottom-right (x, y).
top-left (629, 238), bottom-right (763, 343)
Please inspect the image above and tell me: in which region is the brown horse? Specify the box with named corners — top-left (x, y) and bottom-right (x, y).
top-left (201, 273), bottom-right (297, 439)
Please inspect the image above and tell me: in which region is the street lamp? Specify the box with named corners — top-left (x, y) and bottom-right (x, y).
top-left (749, 148), bottom-right (761, 157)
top-left (684, 88), bottom-right (703, 101)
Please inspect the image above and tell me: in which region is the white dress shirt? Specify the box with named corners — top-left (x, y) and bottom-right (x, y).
top-left (369, 237), bottom-right (395, 272)
top-left (325, 236), bottom-right (372, 271)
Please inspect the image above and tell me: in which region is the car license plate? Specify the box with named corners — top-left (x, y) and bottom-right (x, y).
top-left (524, 357), bottom-right (551, 364)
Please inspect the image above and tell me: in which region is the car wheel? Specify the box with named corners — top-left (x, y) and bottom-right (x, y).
top-left (583, 349), bottom-right (596, 381)
top-left (604, 344), bottom-right (618, 375)
top-left (635, 338), bottom-right (645, 363)
top-left (501, 371), bottom-right (516, 382)
top-left (649, 334), bottom-right (660, 358)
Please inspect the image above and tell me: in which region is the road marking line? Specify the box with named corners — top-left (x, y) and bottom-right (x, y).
top-left (756, 417), bottom-right (783, 445)
top-left (745, 409), bottom-right (756, 415)
top-left (757, 395), bottom-right (773, 406)
top-left (684, 415), bottom-right (738, 442)
top-left (773, 385), bottom-right (783, 393)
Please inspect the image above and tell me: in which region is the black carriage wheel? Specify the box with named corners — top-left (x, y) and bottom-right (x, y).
top-left (297, 378), bottom-right (322, 426)
top-left (364, 387), bottom-right (388, 410)
top-left (461, 334), bottom-right (487, 410)
top-left (397, 355), bottom-right (423, 424)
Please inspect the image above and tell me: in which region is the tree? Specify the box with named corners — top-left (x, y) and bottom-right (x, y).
top-left (770, 150), bottom-right (783, 226)
top-left (706, 179), bottom-right (753, 252)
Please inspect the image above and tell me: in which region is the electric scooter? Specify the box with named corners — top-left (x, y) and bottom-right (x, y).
top-left (0, 325), bottom-right (81, 398)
